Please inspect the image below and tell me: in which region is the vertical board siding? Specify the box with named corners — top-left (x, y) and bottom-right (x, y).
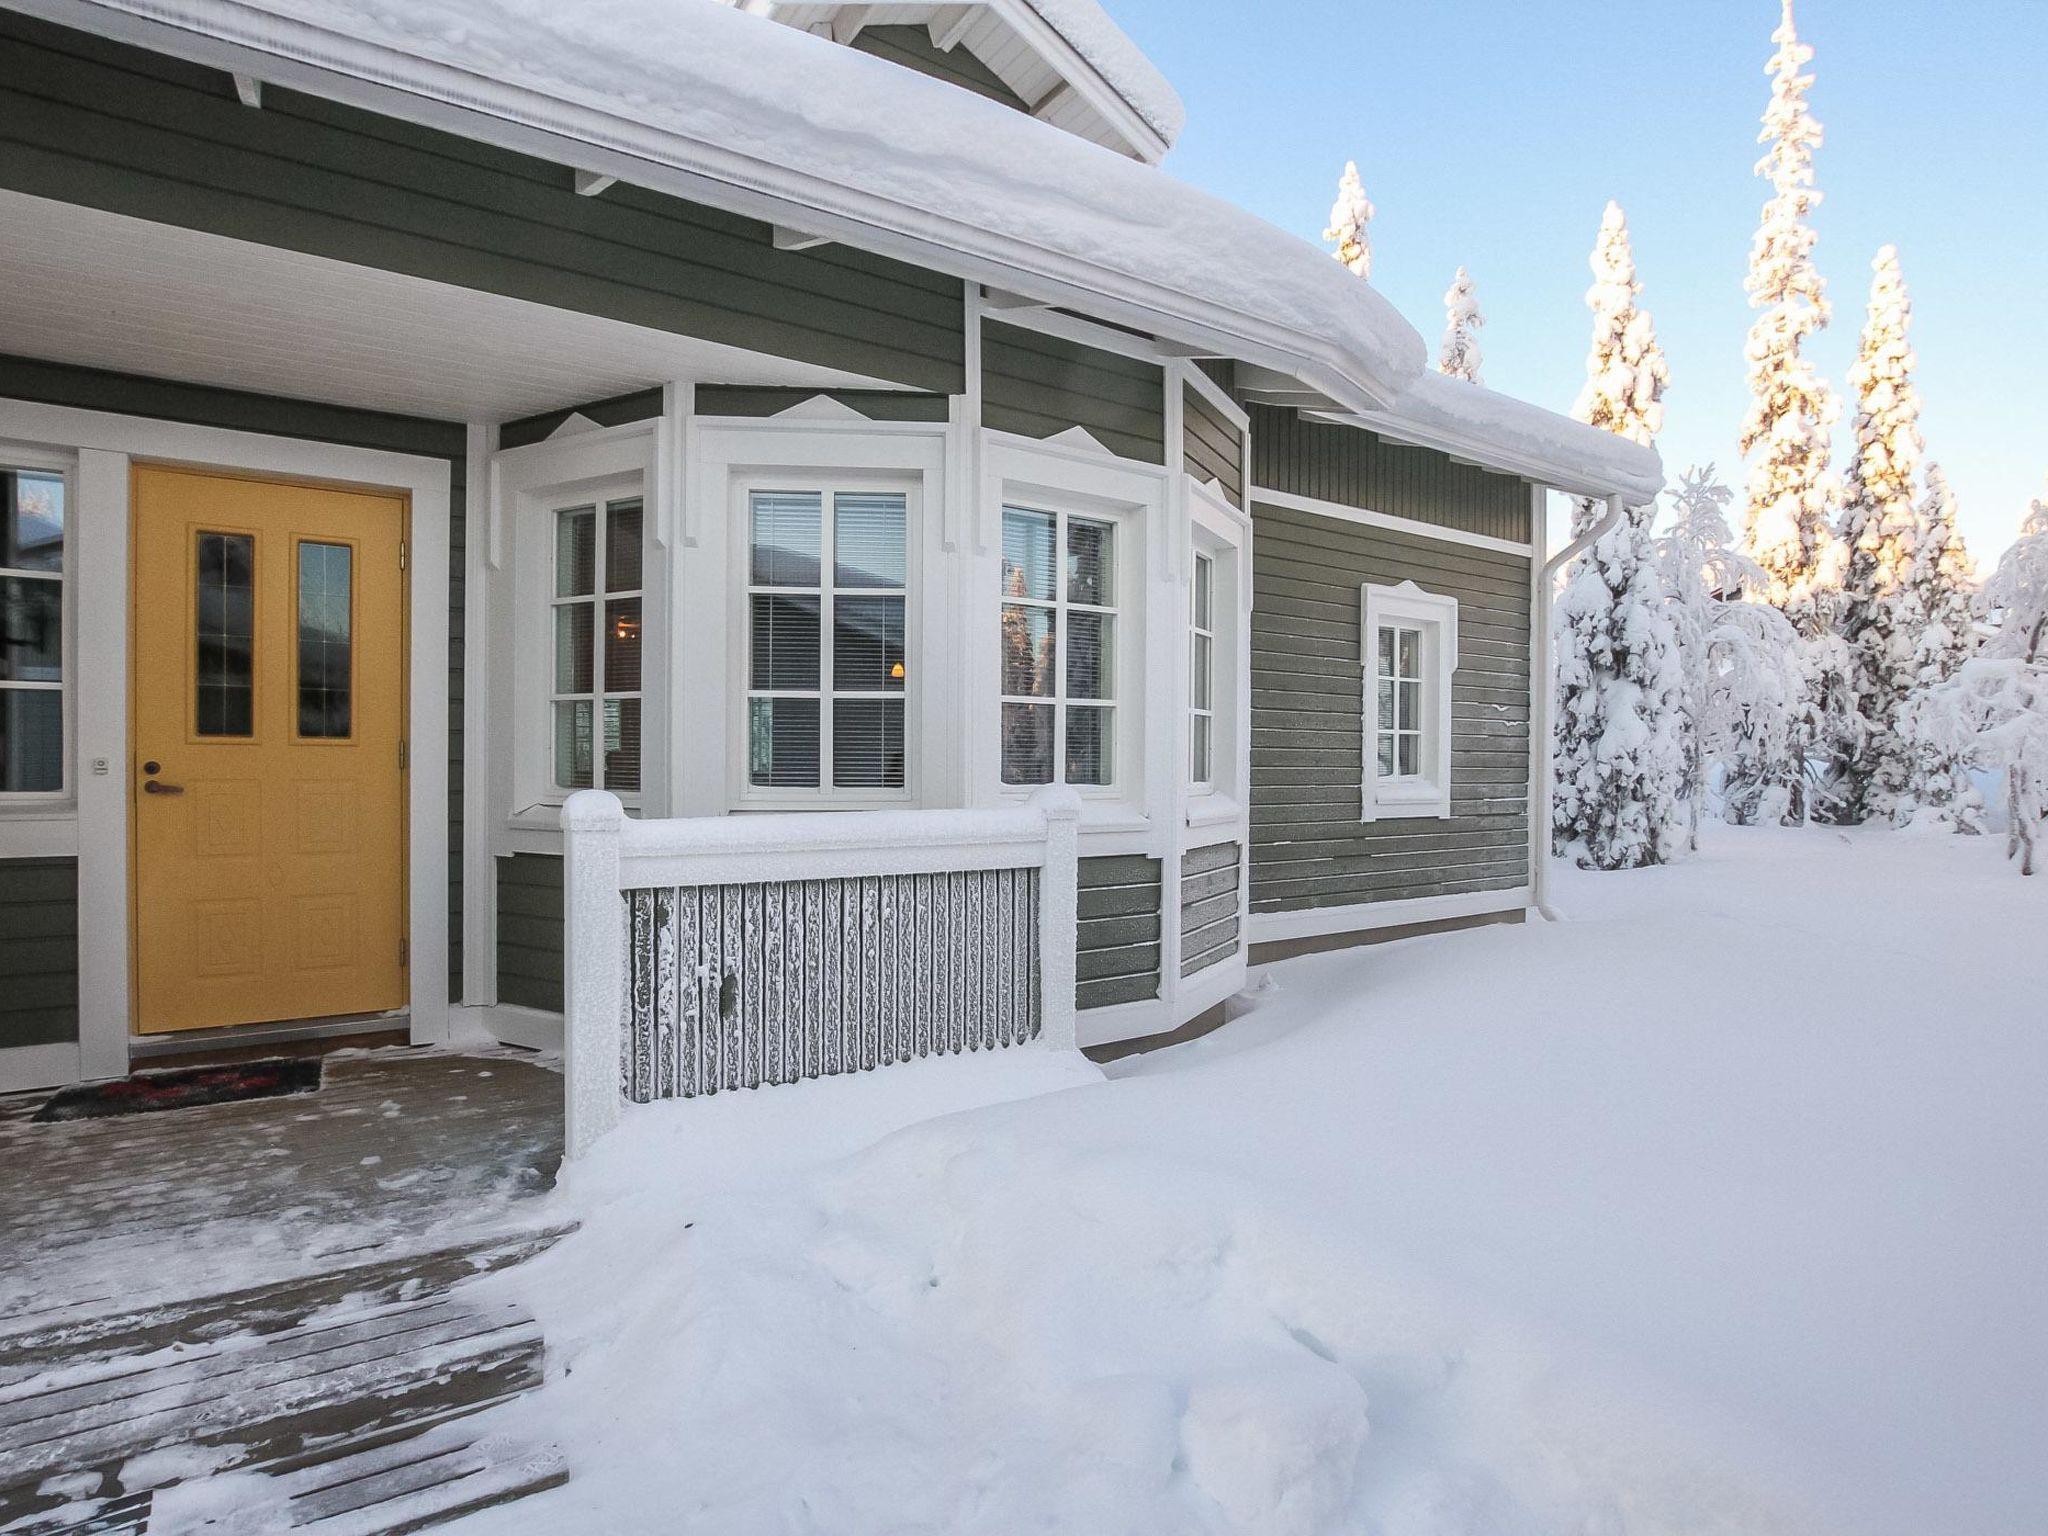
top-left (1076, 854), bottom-right (1161, 1009)
top-left (1249, 404), bottom-right (1533, 543)
top-left (496, 854), bottom-right (564, 1014)
top-left (982, 321), bottom-right (1166, 464)
top-left (1179, 840), bottom-right (1241, 977)
top-left (849, 26), bottom-right (1031, 111)
top-left (1181, 382), bottom-right (1244, 507)
top-left (0, 355), bottom-right (468, 993)
top-left (623, 869), bottom-right (1041, 1101)
top-left (691, 386), bottom-right (952, 422)
top-left (0, 12), bottom-right (965, 393)
top-left (0, 858), bottom-right (80, 1049)
top-left (1250, 501), bottom-right (1532, 913)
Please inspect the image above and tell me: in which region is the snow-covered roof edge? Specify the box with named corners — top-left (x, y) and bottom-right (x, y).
top-left (1020, 0), bottom-right (1184, 146)
top-left (1343, 373), bottom-right (1665, 506)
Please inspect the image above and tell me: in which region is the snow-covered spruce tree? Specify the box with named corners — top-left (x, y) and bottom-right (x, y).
top-left (1902, 492), bottom-right (2048, 871)
top-left (1656, 464), bottom-right (1806, 843)
top-left (1739, 0), bottom-right (1840, 630)
top-left (1897, 462), bottom-right (1985, 829)
top-left (1552, 203), bottom-right (1683, 869)
top-left (1323, 161), bottom-right (1374, 279)
top-left (1831, 245), bottom-right (1926, 822)
top-left (1438, 266), bottom-right (1485, 384)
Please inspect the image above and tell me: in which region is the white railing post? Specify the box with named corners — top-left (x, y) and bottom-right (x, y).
top-left (1032, 787), bottom-right (1082, 1052)
top-left (561, 789), bottom-right (626, 1158)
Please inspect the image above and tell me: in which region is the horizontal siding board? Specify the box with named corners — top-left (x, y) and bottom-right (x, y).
top-left (1181, 841), bottom-right (1241, 877)
top-left (983, 321), bottom-right (1164, 464)
top-left (1177, 839), bottom-right (1240, 978)
top-left (1077, 974), bottom-right (1158, 1010)
top-left (496, 855), bottom-right (564, 1014)
top-left (1076, 854), bottom-right (1160, 1008)
top-left (1250, 503), bottom-right (1533, 913)
top-left (0, 13), bottom-right (964, 391)
top-left (0, 857), bottom-right (79, 1048)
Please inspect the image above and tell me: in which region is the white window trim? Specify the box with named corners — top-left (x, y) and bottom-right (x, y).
top-left (1188, 547), bottom-right (1216, 792)
top-left (1185, 475), bottom-right (1249, 828)
top-left (546, 491), bottom-right (646, 806)
top-left (731, 472), bottom-right (921, 811)
top-left (1361, 579), bottom-right (1458, 822)
top-left (0, 446), bottom-right (76, 819)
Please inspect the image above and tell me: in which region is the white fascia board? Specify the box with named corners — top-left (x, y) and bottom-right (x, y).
top-left (1248, 888), bottom-right (1533, 946)
top-left (16, 0), bottom-right (1406, 415)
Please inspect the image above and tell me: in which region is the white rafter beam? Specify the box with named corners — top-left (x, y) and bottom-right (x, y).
top-left (828, 5), bottom-right (875, 44)
top-left (773, 225), bottom-right (833, 252)
top-left (231, 72), bottom-right (261, 107)
top-left (573, 169), bottom-right (617, 197)
top-left (927, 5), bottom-right (976, 52)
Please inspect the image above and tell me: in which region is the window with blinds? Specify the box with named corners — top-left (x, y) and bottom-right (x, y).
top-left (746, 487), bottom-right (909, 799)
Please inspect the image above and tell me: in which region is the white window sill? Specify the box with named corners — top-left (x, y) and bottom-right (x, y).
top-left (0, 807), bottom-right (79, 858)
top-left (1184, 793), bottom-right (1245, 830)
top-left (1362, 791), bottom-right (1452, 823)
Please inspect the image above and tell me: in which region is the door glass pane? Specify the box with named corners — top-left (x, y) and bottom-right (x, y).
top-left (1066, 518), bottom-right (1115, 605)
top-left (3, 471), bottom-right (63, 572)
top-left (196, 532), bottom-right (254, 738)
top-left (1001, 509), bottom-right (1056, 601)
top-left (1000, 702), bottom-right (1053, 785)
top-left (0, 689), bottom-right (61, 792)
top-left (750, 491), bottom-right (822, 587)
top-left (1001, 605), bottom-right (1054, 696)
top-left (555, 604), bottom-right (594, 693)
top-left (749, 696), bottom-right (820, 787)
top-left (603, 697), bottom-right (641, 793)
top-left (606, 499), bottom-right (643, 593)
top-left (296, 541), bottom-right (353, 738)
top-left (0, 577), bottom-right (61, 681)
top-left (555, 507), bottom-right (596, 598)
top-left (553, 699), bottom-right (594, 789)
top-left (604, 598), bottom-right (642, 693)
top-left (750, 594), bottom-right (821, 690)
top-left (833, 698), bottom-right (904, 789)
top-left (834, 492), bottom-right (906, 588)
top-left (1065, 705), bottom-right (1113, 786)
top-left (1066, 612), bottom-right (1114, 700)
top-left (833, 596), bottom-right (905, 692)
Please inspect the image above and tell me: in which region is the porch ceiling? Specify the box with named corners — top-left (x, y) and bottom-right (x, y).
top-left (0, 190), bottom-right (906, 424)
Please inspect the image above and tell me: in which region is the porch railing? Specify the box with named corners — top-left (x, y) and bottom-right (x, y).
top-left (559, 790), bottom-right (1081, 1156)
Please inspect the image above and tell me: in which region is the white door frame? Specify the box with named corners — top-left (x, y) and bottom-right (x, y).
top-left (0, 397), bottom-right (452, 1086)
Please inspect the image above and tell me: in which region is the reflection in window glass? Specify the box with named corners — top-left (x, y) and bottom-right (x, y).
top-left (1376, 623), bottom-right (1424, 780)
top-left (196, 532), bottom-right (255, 738)
top-left (1, 469), bottom-right (64, 793)
top-left (297, 541), bottom-right (353, 738)
top-left (999, 506), bottom-right (1116, 787)
top-left (551, 499), bottom-right (642, 793)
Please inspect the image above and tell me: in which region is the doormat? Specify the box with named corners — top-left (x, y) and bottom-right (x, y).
top-left (32, 1058), bottom-right (323, 1123)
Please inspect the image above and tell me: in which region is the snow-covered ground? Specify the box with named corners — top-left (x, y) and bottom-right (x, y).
top-left (467, 826), bottom-right (2048, 1536)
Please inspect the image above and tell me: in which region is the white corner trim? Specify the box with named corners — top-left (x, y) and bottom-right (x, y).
top-left (1249, 485), bottom-right (1534, 558)
top-left (1248, 887), bottom-right (1532, 946)
top-left (0, 1041), bottom-right (81, 1094)
top-left (1179, 362), bottom-right (1250, 434)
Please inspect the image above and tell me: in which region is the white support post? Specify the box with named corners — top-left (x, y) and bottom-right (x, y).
top-left (561, 789), bottom-right (627, 1157)
top-left (1032, 786), bottom-right (1082, 1052)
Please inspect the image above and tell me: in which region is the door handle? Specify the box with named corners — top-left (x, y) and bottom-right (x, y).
top-left (143, 780), bottom-right (185, 796)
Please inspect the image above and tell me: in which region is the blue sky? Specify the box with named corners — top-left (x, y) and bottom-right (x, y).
top-left (1107, 0), bottom-right (2045, 561)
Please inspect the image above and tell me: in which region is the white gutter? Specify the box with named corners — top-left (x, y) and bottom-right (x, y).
top-left (1528, 491), bottom-right (1627, 922)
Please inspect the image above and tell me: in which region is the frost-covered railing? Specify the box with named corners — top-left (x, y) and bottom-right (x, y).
top-left (559, 790), bottom-right (1080, 1156)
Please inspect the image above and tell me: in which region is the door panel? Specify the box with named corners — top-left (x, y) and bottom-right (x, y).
top-left (132, 466), bottom-right (408, 1034)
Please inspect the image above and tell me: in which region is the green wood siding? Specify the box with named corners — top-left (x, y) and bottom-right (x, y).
top-left (1076, 854), bottom-right (1161, 1010)
top-left (496, 854), bottom-right (564, 1014)
top-left (1250, 500), bottom-right (1532, 914)
top-left (982, 321), bottom-right (1165, 464)
top-left (1179, 841), bottom-right (1241, 977)
top-left (850, 26), bottom-right (1031, 112)
top-left (0, 858), bottom-right (79, 1049)
top-left (694, 387), bottom-right (950, 422)
top-left (498, 389), bottom-right (665, 451)
top-left (1182, 382), bottom-right (1244, 507)
top-left (1249, 404), bottom-right (1533, 544)
top-left (1, 354), bottom-right (469, 994)
top-left (0, 12), bottom-right (966, 395)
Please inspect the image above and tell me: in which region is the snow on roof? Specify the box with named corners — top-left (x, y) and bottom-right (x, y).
top-left (1020, 0), bottom-right (1186, 146)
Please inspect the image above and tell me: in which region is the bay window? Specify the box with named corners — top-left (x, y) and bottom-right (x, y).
top-left (1000, 505), bottom-right (1117, 788)
top-left (1189, 549), bottom-right (1216, 789)
top-left (1, 466), bottom-right (64, 797)
top-left (746, 486), bottom-right (909, 800)
top-left (551, 495), bottom-right (642, 798)
top-left (1360, 580), bottom-right (1458, 821)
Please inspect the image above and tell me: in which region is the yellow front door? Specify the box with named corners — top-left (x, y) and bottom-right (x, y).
top-left (131, 466), bottom-right (409, 1034)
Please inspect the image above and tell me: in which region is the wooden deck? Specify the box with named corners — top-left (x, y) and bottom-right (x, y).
top-left (0, 1047), bottom-right (569, 1534)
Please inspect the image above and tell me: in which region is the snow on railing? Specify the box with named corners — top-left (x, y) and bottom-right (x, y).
top-left (559, 790), bottom-right (1081, 1156)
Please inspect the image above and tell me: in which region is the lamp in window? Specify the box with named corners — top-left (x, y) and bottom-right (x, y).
top-left (613, 613), bottom-right (640, 643)
top-left (890, 661), bottom-right (906, 680)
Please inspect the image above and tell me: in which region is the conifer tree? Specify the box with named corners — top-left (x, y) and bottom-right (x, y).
top-left (1898, 463), bottom-right (1985, 828)
top-left (1553, 203), bottom-right (1683, 869)
top-left (1739, 0), bottom-right (1839, 626)
top-left (1438, 267), bottom-right (1485, 384)
top-left (1832, 245), bottom-right (1926, 821)
top-left (1323, 162), bottom-right (1374, 279)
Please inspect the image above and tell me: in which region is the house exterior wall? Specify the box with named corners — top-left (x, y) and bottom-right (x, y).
top-left (982, 321), bottom-right (1165, 463)
top-left (1178, 840), bottom-right (1241, 978)
top-left (1075, 854), bottom-right (1162, 1011)
top-left (1181, 382), bottom-right (1244, 508)
top-left (0, 858), bottom-right (78, 1051)
top-left (0, 11), bottom-right (966, 395)
top-left (496, 853), bottom-right (565, 1015)
top-left (1248, 499), bottom-right (1532, 921)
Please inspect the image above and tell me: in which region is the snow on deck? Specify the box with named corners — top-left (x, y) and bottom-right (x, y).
top-left (447, 827), bottom-right (2048, 1536)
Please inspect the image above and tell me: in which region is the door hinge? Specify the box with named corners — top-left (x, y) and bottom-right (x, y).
top-left (399, 540), bottom-right (409, 571)
top-left (398, 739), bottom-right (409, 771)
